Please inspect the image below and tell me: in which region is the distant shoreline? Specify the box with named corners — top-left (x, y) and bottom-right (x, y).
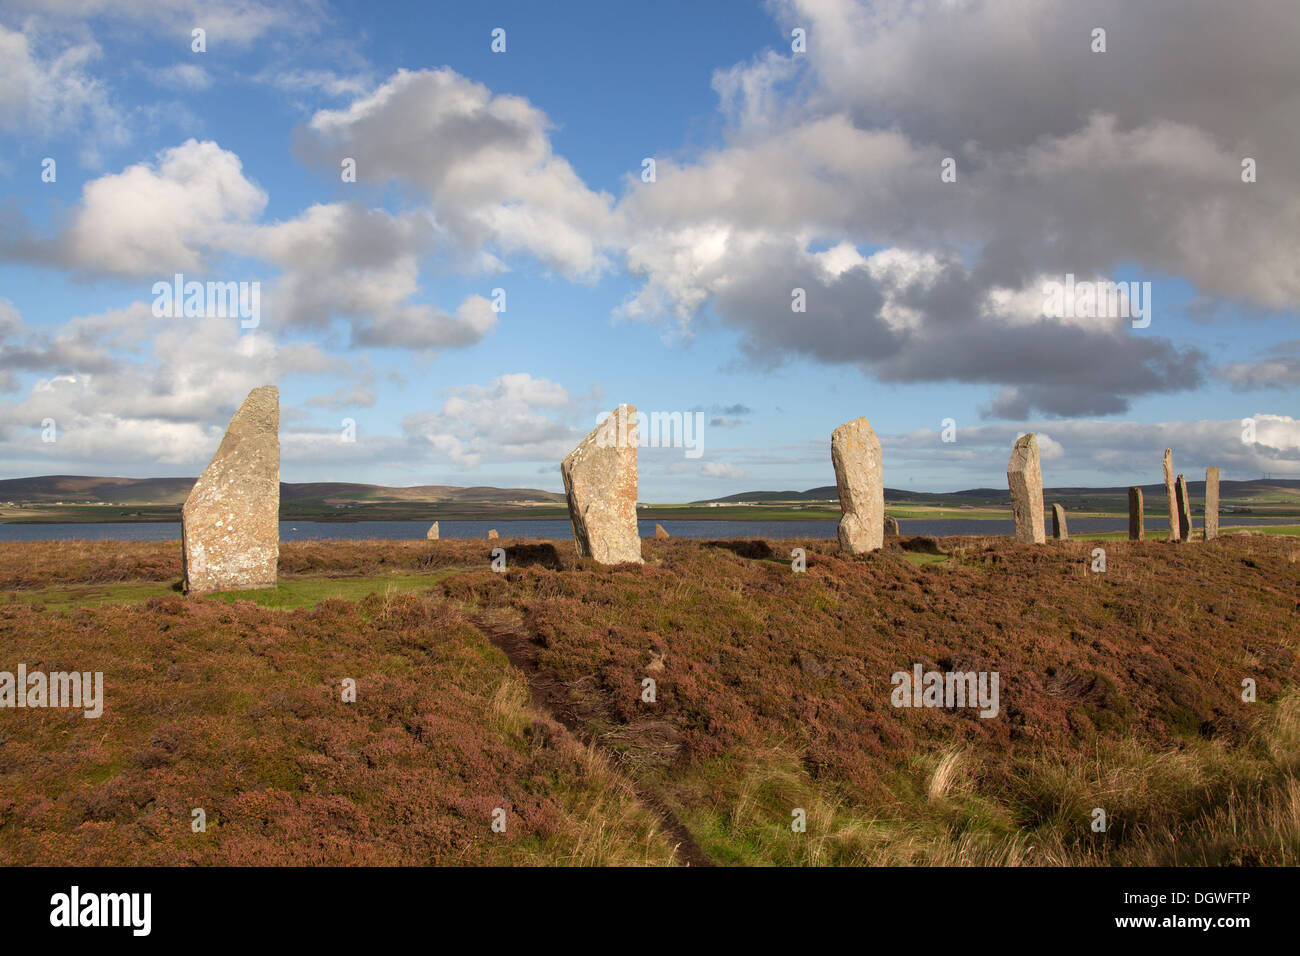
top-left (2, 517), bottom-right (1297, 545)
top-left (0, 509), bottom-right (1013, 526)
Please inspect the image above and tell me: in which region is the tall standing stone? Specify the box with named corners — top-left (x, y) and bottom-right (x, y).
top-left (182, 386), bottom-right (279, 594)
top-left (561, 404), bottom-right (642, 564)
top-left (1051, 503), bottom-right (1068, 540)
top-left (1128, 487), bottom-right (1144, 540)
top-left (884, 515), bottom-right (901, 539)
top-left (1007, 433), bottom-right (1045, 544)
top-left (426, 521), bottom-right (439, 540)
top-left (1176, 475), bottom-right (1193, 541)
top-left (831, 417), bottom-right (884, 554)
top-left (1163, 449), bottom-right (1180, 541)
top-left (1204, 467), bottom-right (1220, 540)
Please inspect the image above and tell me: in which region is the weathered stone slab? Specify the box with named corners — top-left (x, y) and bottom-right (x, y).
top-left (561, 404), bottom-right (642, 564)
top-left (426, 521), bottom-right (439, 540)
top-left (1163, 449), bottom-right (1180, 541)
top-left (831, 417), bottom-right (884, 554)
top-left (182, 386), bottom-right (279, 594)
top-left (1051, 503), bottom-right (1068, 540)
top-left (1176, 474), bottom-right (1193, 541)
top-left (654, 523), bottom-right (670, 539)
top-left (884, 515), bottom-right (900, 538)
top-left (1007, 433), bottom-right (1045, 544)
top-left (1204, 467), bottom-right (1220, 540)
top-left (1128, 487), bottom-right (1144, 540)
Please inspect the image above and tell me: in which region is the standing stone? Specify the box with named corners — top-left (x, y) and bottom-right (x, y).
top-left (884, 515), bottom-right (901, 538)
top-left (561, 404), bottom-right (642, 564)
top-left (1006, 433), bottom-right (1046, 544)
top-left (426, 521), bottom-right (439, 540)
top-left (1204, 467), bottom-right (1220, 540)
top-left (1128, 487), bottom-right (1144, 540)
top-left (1176, 475), bottom-right (1193, 541)
top-left (1163, 449), bottom-right (1180, 541)
top-left (1051, 503), bottom-right (1068, 540)
top-left (830, 417), bottom-right (884, 554)
top-left (488, 529), bottom-right (499, 540)
top-left (654, 523), bottom-right (670, 539)
top-left (182, 386), bottom-right (279, 594)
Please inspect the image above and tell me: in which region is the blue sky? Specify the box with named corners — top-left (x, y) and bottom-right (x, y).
top-left (1, 0), bottom-right (1297, 499)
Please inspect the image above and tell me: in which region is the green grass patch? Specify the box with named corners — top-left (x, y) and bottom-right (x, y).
top-left (207, 571), bottom-right (467, 610)
top-left (1223, 524), bottom-right (1300, 537)
top-left (899, 551), bottom-right (950, 568)
top-left (889, 507), bottom-right (1008, 520)
top-left (2, 579), bottom-right (178, 608)
top-left (3, 568), bottom-right (474, 611)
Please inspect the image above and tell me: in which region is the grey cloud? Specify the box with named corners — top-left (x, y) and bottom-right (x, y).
top-left (294, 68), bottom-right (616, 278)
top-left (614, 0), bottom-right (1298, 413)
top-left (709, 238), bottom-right (1204, 416)
top-left (886, 416), bottom-right (1300, 482)
top-left (780, 0), bottom-right (1299, 162)
top-left (253, 203), bottom-right (497, 351)
top-left (1221, 358), bottom-right (1300, 390)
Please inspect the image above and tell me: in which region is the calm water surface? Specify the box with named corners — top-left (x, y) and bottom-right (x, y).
top-left (0, 516), bottom-right (1293, 542)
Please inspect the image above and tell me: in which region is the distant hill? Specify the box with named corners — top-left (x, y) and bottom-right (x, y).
top-left (694, 479), bottom-right (1300, 507)
top-left (6, 474), bottom-right (1299, 513)
top-left (692, 485), bottom-right (1009, 504)
top-left (0, 475), bottom-right (565, 506)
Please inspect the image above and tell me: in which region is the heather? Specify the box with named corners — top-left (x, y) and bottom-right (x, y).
top-left (1, 534), bottom-right (1297, 865)
top-left (0, 585), bottom-right (675, 865)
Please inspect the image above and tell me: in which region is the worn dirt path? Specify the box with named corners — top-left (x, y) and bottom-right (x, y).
top-left (469, 612), bottom-right (715, 867)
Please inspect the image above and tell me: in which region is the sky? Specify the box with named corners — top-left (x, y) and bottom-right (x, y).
top-left (0, 0), bottom-right (1297, 500)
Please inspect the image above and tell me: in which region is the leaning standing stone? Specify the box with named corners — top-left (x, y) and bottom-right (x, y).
top-left (1007, 433), bottom-right (1045, 544)
top-left (1128, 487), bottom-right (1144, 540)
top-left (1051, 503), bottom-right (1068, 540)
top-left (426, 521), bottom-right (439, 540)
top-left (561, 404), bottom-right (643, 564)
top-left (1204, 467), bottom-right (1220, 540)
top-left (831, 417), bottom-right (884, 554)
top-left (1163, 449), bottom-right (1181, 541)
top-left (182, 386), bottom-right (279, 594)
top-left (1176, 475), bottom-right (1194, 541)
top-left (654, 523), bottom-right (670, 539)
